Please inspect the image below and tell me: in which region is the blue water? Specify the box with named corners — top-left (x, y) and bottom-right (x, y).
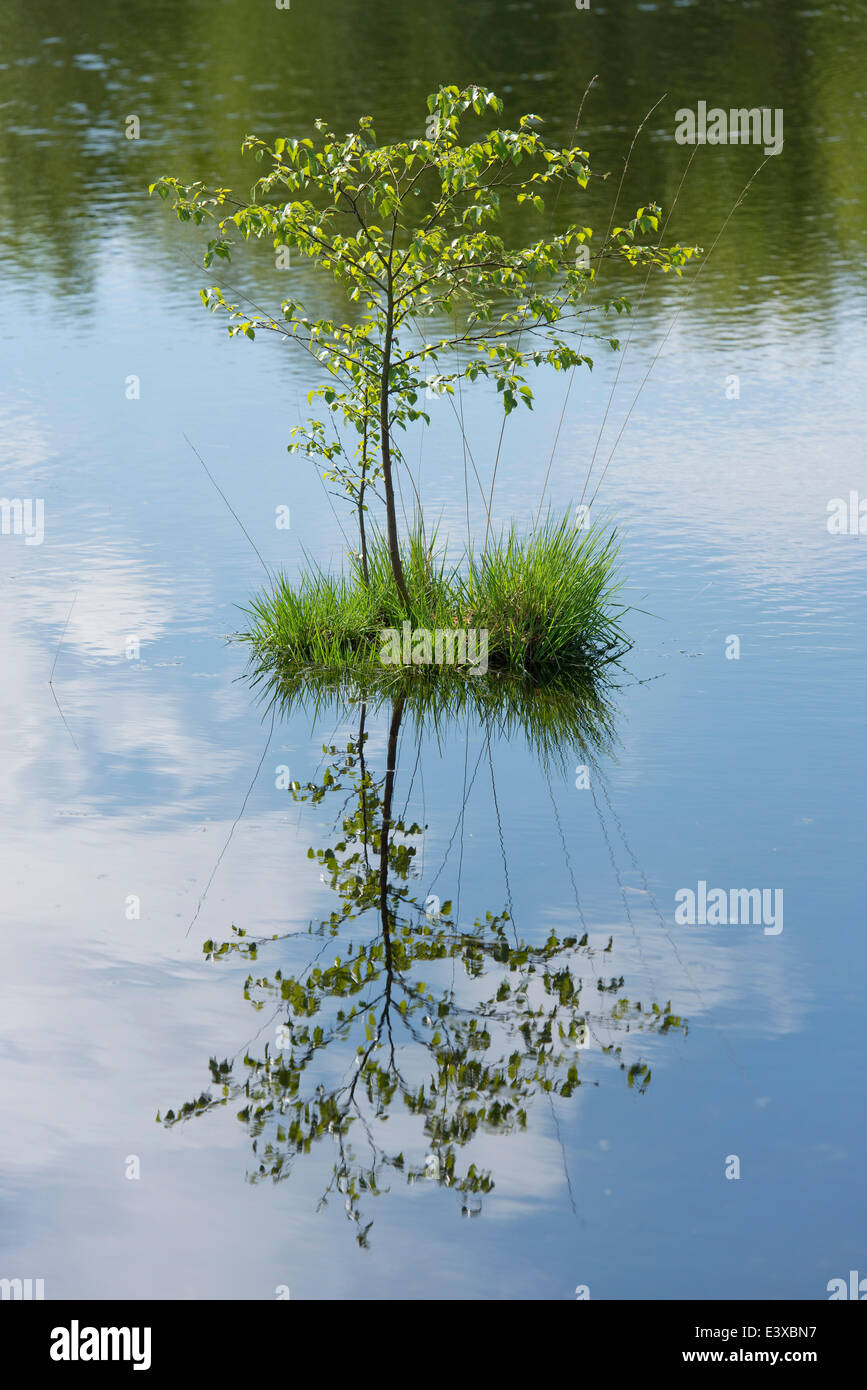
top-left (1, 0), bottom-right (865, 1300)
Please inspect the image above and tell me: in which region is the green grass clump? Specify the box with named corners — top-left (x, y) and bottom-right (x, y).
top-left (239, 514), bottom-right (627, 681)
top-left (248, 661), bottom-right (618, 769)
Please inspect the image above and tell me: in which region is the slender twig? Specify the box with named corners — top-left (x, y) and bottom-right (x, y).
top-left (182, 433), bottom-right (274, 582)
top-left (483, 74), bottom-right (602, 559)
top-left (577, 141), bottom-right (701, 508)
top-left (584, 157), bottom-right (770, 509)
top-left (49, 592), bottom-right (79, 750)
top-left (185, 702), bottom-right (277, 938)
top-left (534, 93), bottom-right (668, 530)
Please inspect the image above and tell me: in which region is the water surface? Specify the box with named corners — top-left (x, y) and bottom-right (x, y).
top-left (1, 0), bottom-right (865, 1300)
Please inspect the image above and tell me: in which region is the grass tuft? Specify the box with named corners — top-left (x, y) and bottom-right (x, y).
top-left (238, 514), bottom-right (628, 682)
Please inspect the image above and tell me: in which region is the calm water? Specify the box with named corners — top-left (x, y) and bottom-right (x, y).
top-left (1, 0), bottom-right (865, 1300)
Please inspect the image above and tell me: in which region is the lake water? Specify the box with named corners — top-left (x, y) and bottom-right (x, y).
top-left (1, 0), bottom-right (865, 1300)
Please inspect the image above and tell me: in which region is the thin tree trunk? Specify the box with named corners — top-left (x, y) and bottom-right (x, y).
top-left (358, 412), bottom-right (369, 585)
top-left (378, 694), bottom-right (405, 959)
top-left (379, 296), bottom-right (411, 612)
top-left (358, 700), bottom-right (370, 872)
top-left (376, 695), bottom-right (405, 1072)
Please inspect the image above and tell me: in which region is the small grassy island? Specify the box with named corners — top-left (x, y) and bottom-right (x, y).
top-left (152, 84), bottom-right (698, 684)
top-left (242, 518), bottom-right (625, 681)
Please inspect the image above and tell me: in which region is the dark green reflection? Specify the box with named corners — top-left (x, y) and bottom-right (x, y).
top-left (1, 0), bottom-right (863, 319)
top-left (161, 674), bottom-right (686, 1244)
top-left (250, 661), bottom-right (622, 765)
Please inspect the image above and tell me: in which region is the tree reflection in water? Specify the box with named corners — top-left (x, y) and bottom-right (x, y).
top-left (160, 670), bottom-right (687, 1246)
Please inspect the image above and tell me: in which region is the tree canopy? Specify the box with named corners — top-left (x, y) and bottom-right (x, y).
top-left (151, 84), bottom-right (699, 600)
